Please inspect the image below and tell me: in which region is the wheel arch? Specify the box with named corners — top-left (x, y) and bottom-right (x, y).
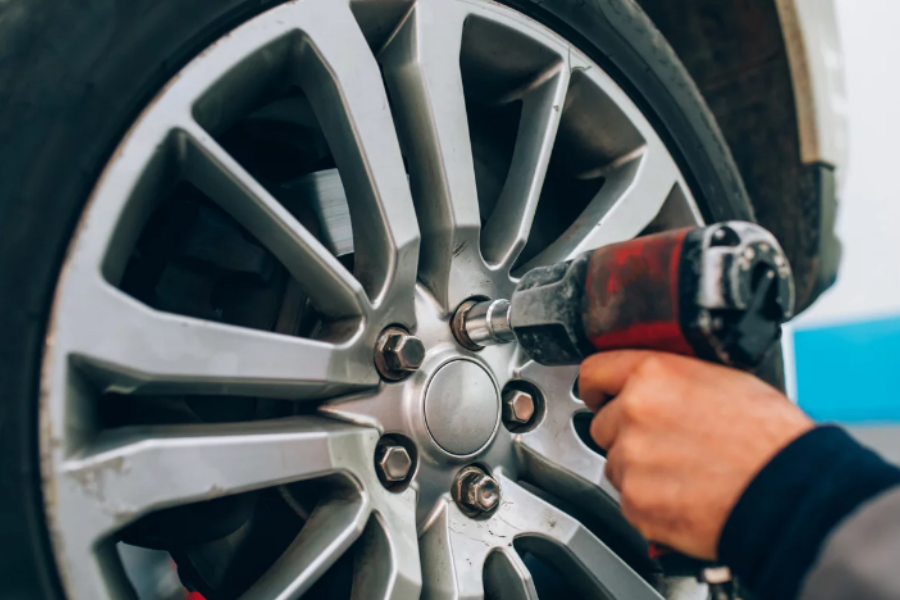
top-left (635, 0), bottom-right (845, 312)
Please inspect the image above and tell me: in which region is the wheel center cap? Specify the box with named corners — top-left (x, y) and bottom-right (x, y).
top-left (424, 359), bottom-right (500, 456)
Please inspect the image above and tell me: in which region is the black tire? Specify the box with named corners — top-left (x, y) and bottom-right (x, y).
top-left (0, 0), bottom-right (759, 597)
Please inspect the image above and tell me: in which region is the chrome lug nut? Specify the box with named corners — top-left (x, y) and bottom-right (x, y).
top-left (502, 389), bottom-right (535, 425)
top-left (453, 466), bottom-right (501, 516)
top-left (451, 297), bottom-right (515, 350)
top-left (375, 326), bottom-right (425, 381)
top-left (376, 445), bottom-right (413, 482)
top-left (466, 474), bottom-right (500, 511)
top-left (385, 334), bottom-right (425, 372)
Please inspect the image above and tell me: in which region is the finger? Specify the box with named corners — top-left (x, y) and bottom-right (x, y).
top-left (601, 440), bottom-right (626, 491)
top-left (579, 350), bottom-right (660, 412)
top-left (590, 397), bottom-right (626, 454)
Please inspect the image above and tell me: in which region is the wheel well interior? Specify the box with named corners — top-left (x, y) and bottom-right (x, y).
top-left (635, 0), bottom-right (829, 312)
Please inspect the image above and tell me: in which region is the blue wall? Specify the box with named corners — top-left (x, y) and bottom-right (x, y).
top-left (794, 315), bottom-right (900, 423)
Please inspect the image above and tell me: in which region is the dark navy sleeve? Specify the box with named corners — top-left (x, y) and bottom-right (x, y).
top-left (717, 425), bottom-right (900, 600)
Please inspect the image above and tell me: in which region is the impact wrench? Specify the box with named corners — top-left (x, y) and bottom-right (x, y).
top-left (451, 221), bottom-right (795, 599)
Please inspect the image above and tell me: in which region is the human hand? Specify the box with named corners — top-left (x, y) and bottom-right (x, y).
top-left (579, 351), bottom-right (813, 560)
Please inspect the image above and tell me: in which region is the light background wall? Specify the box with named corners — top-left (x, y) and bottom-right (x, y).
top-left (794, 0), bottom-right (900, 326)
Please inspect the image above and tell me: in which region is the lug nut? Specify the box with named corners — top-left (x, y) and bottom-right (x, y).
top-left (375, 327), bottom-right (425, 381)
top-left (453, 466), bottom-right (501, 516)
top-left (376, 445), bottom-right (413, 482)
top-left (466, 474), bottom-right (500, 511)
top-left (451, 298), bottom-right (515, 350)
top-left (502, 390), bottom-right (535, 425)
top-left (385, 333), bottom-right (425, 372)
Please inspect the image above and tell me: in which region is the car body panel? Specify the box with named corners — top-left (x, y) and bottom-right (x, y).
top-left (776, 0), bottom-right (848, 175)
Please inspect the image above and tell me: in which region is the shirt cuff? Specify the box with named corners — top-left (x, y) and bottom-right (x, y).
top-left (717, 425), bottom-right (900, 600)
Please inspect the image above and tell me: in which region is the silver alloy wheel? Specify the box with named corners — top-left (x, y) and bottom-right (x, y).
top-left (40, 0), bottom-right (706, 598)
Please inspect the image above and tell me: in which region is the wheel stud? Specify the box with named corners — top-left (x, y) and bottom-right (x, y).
top-left (376, 444), bottom-right (413, 483)
top-left (375, 326), bottom-right (425, 381)
top-left (453, 466), bottom-right (501, 516)
top-left (502, 389), bottom-right (535, 425)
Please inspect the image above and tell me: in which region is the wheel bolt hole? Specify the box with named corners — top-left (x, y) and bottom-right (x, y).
top-left (573, 411), bottom-right (606, 457)
top-left (374, 434), bottom-right (418, 492)
top-left (500, 381), bottom-right (544, 433)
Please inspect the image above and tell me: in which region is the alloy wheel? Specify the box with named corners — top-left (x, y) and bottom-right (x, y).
top-left (40, 0), bottom-right (705, 598)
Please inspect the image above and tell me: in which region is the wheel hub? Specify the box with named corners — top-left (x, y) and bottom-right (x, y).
top-left (423, 358), bottom-right (500, 456)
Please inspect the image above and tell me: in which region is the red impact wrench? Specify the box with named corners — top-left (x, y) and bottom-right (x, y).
top-left (452, 221), bottom-right (795, 595)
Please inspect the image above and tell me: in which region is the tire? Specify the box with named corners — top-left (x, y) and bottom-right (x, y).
top-left (0, 0), bottom-right (759, 598)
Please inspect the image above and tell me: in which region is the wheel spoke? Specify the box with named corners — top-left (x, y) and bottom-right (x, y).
top-left (481, 66), bottom-right (570, 269)
top-left (240, 493), bottom-right (370, 600)
top-left (515, 363), bottom-right (618, 501)
top-left (65, 419), bottom-right (376, 537)
top-left (496, 476), bottom-right (663, 600)
top-left (419, 476), bottom-right (660, 600)
top-left (179, 124), bottom-right (369, 320)
top-left (484, 548), bottom-right (538, 600)
top-left (291, 0), bottom-right (419, 318)
top-left (320, 380), bottom-right (406, 433)
top-left (419, 499), bottom-right (487, 600)
top-left (378, 0), bottom-right (485, 310)
top-left (351, 511), bottom-right (422, 600)
top-left (57, 418), bottom-right (375, 543)
top-left (520, 142), bottom-right (681, 269)
top-left (51, 419), bottom-right (379, 600)
top-left (57, 275), bottom-right (376, 397)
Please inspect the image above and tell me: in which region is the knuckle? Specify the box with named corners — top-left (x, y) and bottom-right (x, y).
top-left (621, 394), bottom-right (650, 424)
top-left (580, 354), bottom-right (604, 375)
top-left (617, 438), bottom-right (643, 467)
top-left (604, 449), bottom-right (624, 487)
top-left (635, 354), bottom-right (683, 386)
top-left (620, 490), bottom-right (653, 536)
top-left (619, 477), bottom-right (638, 505)
top-left (603, 464), bottom-right (621, 491)
top-left (620, 482), bottom-right (664, 538)
top-left (621, 477), bottom-right (650, 510)
top-left (636, 355), bottom-right (667, 378)
top-left (619, 495), bottom-right (640, 523)
top-left (605, 438), bottom-right (643, 488)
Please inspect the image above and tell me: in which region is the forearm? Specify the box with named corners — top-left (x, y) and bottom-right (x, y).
top-left (718, 425), bottom-right (900, 600)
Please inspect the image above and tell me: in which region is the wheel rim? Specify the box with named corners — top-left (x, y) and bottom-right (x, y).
top-left (40, 0), bottom-right (705, 598)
